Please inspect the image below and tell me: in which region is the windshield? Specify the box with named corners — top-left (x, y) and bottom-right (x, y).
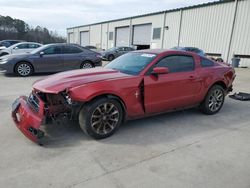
top-left (105, 52), bottom-right (157, 75)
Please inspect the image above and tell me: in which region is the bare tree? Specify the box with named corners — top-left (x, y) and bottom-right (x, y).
top-left (0, 15), bottom-right (66, 43)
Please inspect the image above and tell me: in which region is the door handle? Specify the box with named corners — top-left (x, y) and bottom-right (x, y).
top-left (188, 75), bottom-right (196, 80)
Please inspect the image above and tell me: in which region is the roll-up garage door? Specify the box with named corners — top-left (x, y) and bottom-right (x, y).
top-left (133, 24), bottom-right (152, 45)
top-left (80, 31), bottom-right (90, 46)
top-left (115, 27), bottom-right (130, 46)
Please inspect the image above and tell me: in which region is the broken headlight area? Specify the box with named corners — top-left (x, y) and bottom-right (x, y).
top-left (12, 90), bottom-right (83, 144)
top-left (34, 91), bottom-right (82, 123)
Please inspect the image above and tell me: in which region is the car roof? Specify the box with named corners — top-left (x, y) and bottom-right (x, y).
top-left (8, 42), bottom-right (40, 48)
top-left (0, 39), bottom-right (24, 42)
top-left (13, 42), bottom-right (41, 45)
top-left (133, 49), bottom-right (168, 54)
top-left (132, 49), bottom-right (201, 56)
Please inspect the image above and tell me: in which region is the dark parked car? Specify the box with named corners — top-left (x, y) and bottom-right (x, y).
top-left (85, 45), bottom-right (97, 50)
top-left (101, 46), bottom-right (134, 61)
top-left (0, 43), bottom-right (102, 76)
top-left (84, 45), bottom-right (102, 52)
top-left (0, 40), bottom-right (25, 51)
top-left (171, 46), bottom-right (206, 56)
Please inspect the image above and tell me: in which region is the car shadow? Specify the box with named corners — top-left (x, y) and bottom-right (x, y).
top-left (41, 98), bottom-right (249, 148)
top-left (4, 72), bottom-right (56, 77)
top-left (39, 120), bottom-right (91, 148)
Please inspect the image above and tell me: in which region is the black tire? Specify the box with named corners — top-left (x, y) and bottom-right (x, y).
top-left (80, 61), bottom-right (93, 69)
top-left (108, 54), bottom-right (115, 61)
top-left (14, 62), bottom-right (33, 77)
top-left (200, 85), bottom-right (225, 115)
top-left (79, 97), bottom-right (123, 139)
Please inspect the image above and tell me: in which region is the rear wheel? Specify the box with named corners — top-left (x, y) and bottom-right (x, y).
top-left (80, 61), bottom-right (93, 69)
top-left (200, 85), bottom-right (225, 115)
top-left (15, 62), bottom-right (33, 77)
top-left (108, 54), bottom-right (115, 61)
top-left (79, 98), bottom-right (123, 139)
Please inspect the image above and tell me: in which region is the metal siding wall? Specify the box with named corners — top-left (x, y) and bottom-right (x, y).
top-left (101, 23), bottom-right (108, 50)
top-left (68, 33), bottom-right (73, 43)
top-left (179, 2), bottom-right (235, 60)
top-left (230, 0), bottom-right (250, 66)
top-left (67, 28), bottom-right (74, 43)
top-left (73, 28), bottom-right (80, 44)
top-left (163, 11), bottom-right (181, 49)
top-left (90, 25), bottom-right (101, 48)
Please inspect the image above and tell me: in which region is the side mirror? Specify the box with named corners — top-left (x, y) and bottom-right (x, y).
top-left (39, 51), bottom-right (44, 57)
top-left (152, 67), bottom-right (169, 75)
top-left (13, 47), bottom-right (19, 50)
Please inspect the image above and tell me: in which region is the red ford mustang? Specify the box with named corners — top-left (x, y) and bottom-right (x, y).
top-left (12, 49), bottom-right (235, 144)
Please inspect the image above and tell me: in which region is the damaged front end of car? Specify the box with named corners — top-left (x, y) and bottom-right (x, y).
top-left (11, 90), bottom-right (82, 144)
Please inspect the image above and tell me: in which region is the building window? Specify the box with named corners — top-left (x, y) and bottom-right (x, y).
top-left (152, 28), bottom-right (161, 39)
top-left (109, 32), bottom-right (114, 40)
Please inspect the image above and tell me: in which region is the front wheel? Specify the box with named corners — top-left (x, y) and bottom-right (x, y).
top-left (200, 85), bottom-right (225, 115)
top-left (79, 98), bottom-right (123, 139)
top-left (108, 54), bottom-right (115, 61)
top-left (15, 62), bottom-right (33, 77)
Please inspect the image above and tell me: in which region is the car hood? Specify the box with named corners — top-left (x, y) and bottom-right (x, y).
top-left (33, 67), bottom-right (132, 94)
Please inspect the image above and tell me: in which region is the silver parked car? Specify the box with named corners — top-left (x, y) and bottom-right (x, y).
top-left (0, 42), bottom-right (42, 57)
top-left (0, 40), bottom-right (25, 51)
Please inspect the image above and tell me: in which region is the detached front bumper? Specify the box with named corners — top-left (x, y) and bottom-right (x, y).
top-left (12, 95), bottom-right (45, 143)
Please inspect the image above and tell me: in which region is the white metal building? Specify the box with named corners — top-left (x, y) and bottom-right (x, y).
top-left (67, 0), bottom-right (250, 66)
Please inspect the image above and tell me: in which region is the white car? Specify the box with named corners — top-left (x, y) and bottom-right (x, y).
top-left (0, 42), bottom-right (42, 56)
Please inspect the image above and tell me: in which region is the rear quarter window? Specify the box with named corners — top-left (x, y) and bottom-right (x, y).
top-left (201, 58), bottom-right (214, 67)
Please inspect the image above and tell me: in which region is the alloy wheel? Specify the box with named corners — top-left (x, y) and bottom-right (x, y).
top-left (17, 63), bottom-right (31, 76)
top-left (82, 63), bottom-right (93, 69)
top-left (208, 89), bottom-right (223, 112)
top-left (91, 102), bottom-right (119, 135)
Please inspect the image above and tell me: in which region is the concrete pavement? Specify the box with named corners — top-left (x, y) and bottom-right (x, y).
top-left (0, 68), bottom-right (249, 188)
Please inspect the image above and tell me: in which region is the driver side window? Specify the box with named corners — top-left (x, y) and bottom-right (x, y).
top-left (16, 44), bottom-right (28, 49)
top-left (43, 46), bottom-right (62, 55)
top-left (118, 47), bottom-right (124, 51)
top-left (155, 55), bottom-right (195, 73)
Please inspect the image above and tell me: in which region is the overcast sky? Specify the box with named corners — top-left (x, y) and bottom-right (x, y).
top-left (0, 0), bottom-right (215, 37)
